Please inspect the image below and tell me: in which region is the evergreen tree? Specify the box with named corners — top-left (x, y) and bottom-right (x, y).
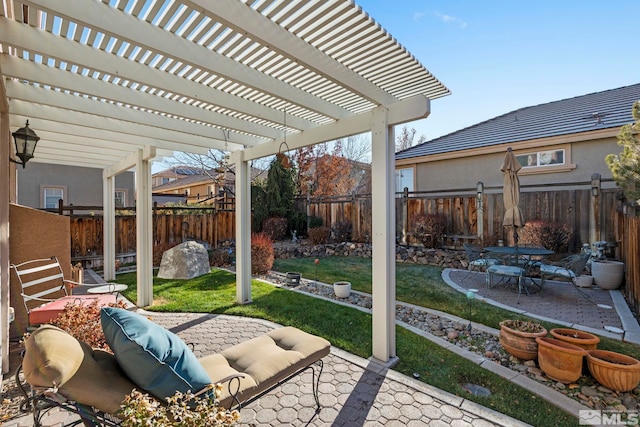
top-left (265, 153), bottom-right (296, 218)
top-left (606, 101), bottom-right (640, 203)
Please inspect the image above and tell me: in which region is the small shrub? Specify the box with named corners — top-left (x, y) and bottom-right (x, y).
top-left (308, 226), bottom-right (330, 244)
top-left (209, 248), bottom-right (232, 267)
top-left (251, 232), bottom-right (274, 275)
top-left (153, 242), bottom-right (179, 267)
top-left (308, 216), bottom-right (323, 229)
top-left (49, 299), bottom-right (128, 352)
top-left (332, 220), bottom-right (352, 242)
top-left (519, 221), bottom-right (574, 253)
top-left (411, 213), bottom-right (447, 248)
top-left (122, 387), bottom-right (240, 427)
top-left (261, 216), bottom-right (288, 241)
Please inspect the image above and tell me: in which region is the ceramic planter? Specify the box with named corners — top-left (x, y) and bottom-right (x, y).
top-left (536, 337), bottom-right (587, 383)
top-left (587, 350), bottom-right (640, 392)
top-left (591, 260), bottom-right (625, 290)
top-left (499, 320), bottom-right (548, 360)
top-left (333, 281), bottom-right (351, 298)
top-left (550, 328), bottom-right (600, 351)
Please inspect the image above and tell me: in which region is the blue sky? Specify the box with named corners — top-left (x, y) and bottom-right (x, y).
top-left (357, 0), bottom-right (640, 142)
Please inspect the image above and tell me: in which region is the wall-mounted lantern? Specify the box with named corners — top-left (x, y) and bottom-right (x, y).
top-left (591, 173), bottom-right (601, 197)
top-left (10, 120), bottom-right (40, 168)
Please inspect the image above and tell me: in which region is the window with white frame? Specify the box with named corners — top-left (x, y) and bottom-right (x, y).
top-left (43, 187), bottom-right (64, 210)
top-left (395, 168), bottom-right (414, 193)
top-left (114, 190), bottom-right (126, 207)
top-left (516, 149), bottom-right (565, 168)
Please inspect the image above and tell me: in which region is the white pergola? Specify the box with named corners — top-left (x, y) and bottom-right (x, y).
top-left (0, 0), bottom-right (449, 372)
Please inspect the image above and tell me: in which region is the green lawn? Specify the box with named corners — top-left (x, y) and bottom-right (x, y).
top-left (117, 260), bottom-right (585, 427)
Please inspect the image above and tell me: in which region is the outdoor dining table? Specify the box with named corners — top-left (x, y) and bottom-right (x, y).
top-left (483, 246), bottom-right (555, 297)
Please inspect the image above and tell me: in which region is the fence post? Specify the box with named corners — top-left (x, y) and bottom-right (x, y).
top-left (476, 181), bottom-right (484, 244)
top-left (590, 173), bottom-right (602, 245)
top-left (401, 187), bottom-right (409, 245)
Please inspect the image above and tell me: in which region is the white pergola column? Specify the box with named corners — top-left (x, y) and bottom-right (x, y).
top-left (136, 149), bottom-right (153, 307)
top-left (370, 106), bottom-right (396, 363)
top-left (232, 151), bottom-right (252, 304)
top-left (102, 172), bottom-right (115, 281)
top-left (0, 111), bottom-right (10, 374)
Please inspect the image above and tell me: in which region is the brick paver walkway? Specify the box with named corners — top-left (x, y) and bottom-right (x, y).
top-left (5, 311), bottom-right (528, 426)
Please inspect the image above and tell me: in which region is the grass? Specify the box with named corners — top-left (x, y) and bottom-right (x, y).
top-left (117, 262), bottom-right (589, 427)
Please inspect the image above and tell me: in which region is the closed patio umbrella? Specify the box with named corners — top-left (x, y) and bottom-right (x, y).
top-left (501, 147), bottom-right (524, 247)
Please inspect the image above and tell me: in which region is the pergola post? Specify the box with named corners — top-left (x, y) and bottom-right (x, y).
top-left (136, 149), bottom-right (153, 307)
top-left (103, 172), bottom-right (115, 281)
top-left (232, 151), bottom-right (252, 304)
top-left (370, 106), bottom-right (396, 364)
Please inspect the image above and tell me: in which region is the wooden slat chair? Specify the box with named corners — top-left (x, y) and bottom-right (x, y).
top-left (10, 256), bottom-right (115, 327)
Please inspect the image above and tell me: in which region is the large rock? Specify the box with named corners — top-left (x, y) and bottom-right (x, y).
top-left (157, 241), bottom-right (210, 279)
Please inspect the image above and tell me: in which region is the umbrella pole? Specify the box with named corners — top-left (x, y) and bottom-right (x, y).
top-left (513, 226), bottom-right (519, 249)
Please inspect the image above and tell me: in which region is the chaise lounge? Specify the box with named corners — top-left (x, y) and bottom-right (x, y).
top-left (18, 307), bottom-right (331, 426)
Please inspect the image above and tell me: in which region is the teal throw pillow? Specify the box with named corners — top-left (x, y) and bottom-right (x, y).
top-left (100, 307), bottom-right (211, 401)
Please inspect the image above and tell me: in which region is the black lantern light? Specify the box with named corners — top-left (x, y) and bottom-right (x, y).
top-left (11, 120), bottom-right (40, 168)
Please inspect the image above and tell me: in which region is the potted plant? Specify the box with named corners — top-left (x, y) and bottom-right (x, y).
top-left (499, 320), bottom-right (547, 360)
top-left (333, 281), bottom-right (351, 298)
top-left (536, 337), bottom-right (587, 383)
top-left (586, 350), bottom-right (640, 392)
top-left (550, 328), bottom-right (600, 351)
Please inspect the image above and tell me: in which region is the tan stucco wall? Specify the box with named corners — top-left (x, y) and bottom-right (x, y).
top-left (409, 137), bottom-right (618, 194)
top-left (9, 204), bottom-right (70, 338)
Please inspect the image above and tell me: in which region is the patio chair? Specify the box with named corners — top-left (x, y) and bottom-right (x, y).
top-left (538, 252), bottom-right (591, 289)
top-left (10, 256), bottom-right (116, 328)
top-left (461, 243), bottom-right (498, 282)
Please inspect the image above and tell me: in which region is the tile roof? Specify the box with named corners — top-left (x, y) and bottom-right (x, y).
top-left (396, 83), bottom-right (640, 160)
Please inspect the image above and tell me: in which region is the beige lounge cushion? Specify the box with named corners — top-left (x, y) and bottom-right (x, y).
top-left (199, 326), bottom-right (330, 407)
top-left (22, 324), bottom-right (136, 416)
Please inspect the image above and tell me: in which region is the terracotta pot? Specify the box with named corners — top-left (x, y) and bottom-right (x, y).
top-left (536, 337), bottom-right (587, 383)
top-left (587, 350), bottom-right (640, 392)
top-left (550, 328), bottom-right (600, 351)
top-left (499, 321), bottom-right (548, 360)
top-left (333, 281), bottom-right (351, 298)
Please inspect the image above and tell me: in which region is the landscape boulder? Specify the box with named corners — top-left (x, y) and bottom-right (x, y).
top-left (157, 241), bottom-right (210, 279)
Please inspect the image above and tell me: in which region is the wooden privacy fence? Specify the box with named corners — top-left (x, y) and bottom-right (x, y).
top-left (69, 208), bottom-right (235, 262)
top-left (619, 213), bottom-right (640, 314)
top-left (68, 183), bottom-right (622, 260)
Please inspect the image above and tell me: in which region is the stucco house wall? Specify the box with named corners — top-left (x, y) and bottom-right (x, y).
top-left (16, 163), bottom-right (135, 209)
top-left (396, 84), bottom-right (639, 196)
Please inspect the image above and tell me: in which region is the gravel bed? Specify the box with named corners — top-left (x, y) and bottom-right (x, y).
top-left (264, 272), bottom-right (640, 413)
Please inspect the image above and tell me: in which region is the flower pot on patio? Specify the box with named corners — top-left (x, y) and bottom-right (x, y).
top-left (536, 337), bottom-right (587, 383)
top-left (285, 272), bottom-right (301, 286)
top-left (591, 260), bottom-right (624, 290)
top-left (333, 281), bottom-right (351, 298)
top-left (550, 328), bottom-right (599, 351)
top-left (574, 275), bottom-right (593, 288)
top-left (499, 320), bottom-right (547, 361)
top-left (587, 350), bottom-right (640, 392)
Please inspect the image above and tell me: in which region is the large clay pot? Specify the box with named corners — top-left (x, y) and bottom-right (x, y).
top-left (587, 350), bottom-right (640, 392)
top-left (499, 320), bottom-right (548, 360)
top-left (550, 328), bottom-right (600, 351)
top-left (536, 337), bottom-right (587, 383)
top-left (591, 260), bottom-right (625, 290)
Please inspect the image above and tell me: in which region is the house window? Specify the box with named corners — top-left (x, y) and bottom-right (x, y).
top-left (517, 149), bottom-right (565, 168)
top-left (162, 177), bottom-right (170, 184)
top-left (43, 187), bottom-right (64, 210)
top-left (114, 190), bottom-right (126, 207)
top-left (395, 168), bottom-right (414, 193)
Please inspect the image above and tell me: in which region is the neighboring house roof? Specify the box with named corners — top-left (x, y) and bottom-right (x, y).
top-left (396, 83), bottom-right (640, 159)
top-left (152, 167), bottom-right (264, 192)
